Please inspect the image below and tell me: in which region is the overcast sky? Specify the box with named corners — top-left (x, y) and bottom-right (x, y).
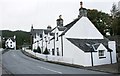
top-left (0, 0), bottom-right (120, 32)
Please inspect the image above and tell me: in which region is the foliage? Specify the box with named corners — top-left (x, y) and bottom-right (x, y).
top-left (87, 9), bottom-right (112, 36)
top-left (110, 3), bottom-right (120, 35)
top-left (43, 47), bottom-right (50, 55)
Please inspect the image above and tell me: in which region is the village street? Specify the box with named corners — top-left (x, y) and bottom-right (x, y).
top-left (2, 50), bottom-right (108, 74)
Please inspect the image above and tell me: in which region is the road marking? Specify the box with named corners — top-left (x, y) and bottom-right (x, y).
top-left (38, 66), bottom-right (62, 74)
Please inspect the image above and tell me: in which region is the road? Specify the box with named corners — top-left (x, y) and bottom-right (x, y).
top-left (2, 50), bottom-right (108, 74)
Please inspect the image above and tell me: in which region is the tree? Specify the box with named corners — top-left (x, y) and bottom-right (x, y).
top-left (111, 3), bottom-right (117, 18)
top-left (111, 3), bottom-right (120, 35)
top-left (87, 9), bottom-right (112, 36)
top-left (43, 47), bottom-right (50, 55)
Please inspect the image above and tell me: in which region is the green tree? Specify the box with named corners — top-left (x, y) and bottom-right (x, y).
top-left (87, 9), bottom-right (112, 36)
top-left (111, 3), bottom-right (120, 35)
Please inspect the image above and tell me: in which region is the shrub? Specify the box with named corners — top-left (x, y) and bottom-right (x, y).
top-left (33, 49), bottom-right (37, 53)
top-left (43, 47), bottom-right (50, 55)
top-left (37, 46), bottom-right (41, 53)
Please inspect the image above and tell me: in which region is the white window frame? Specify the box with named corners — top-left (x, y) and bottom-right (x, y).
top-left (98, 50), bottom-right (106, 59)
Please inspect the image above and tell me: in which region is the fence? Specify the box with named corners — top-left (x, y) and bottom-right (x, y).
top-left (25, 49), bottom-right (74, 64)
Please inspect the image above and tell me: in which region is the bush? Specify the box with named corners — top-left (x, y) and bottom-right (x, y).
top-left (43, 47), bottom-right (50, 55)
top-left (33, 49), bottom-right (37, 53)
top-left (37, 46), bottom-right (41, 53)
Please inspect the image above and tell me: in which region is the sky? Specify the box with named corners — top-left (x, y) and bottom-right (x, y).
top-left (0, 0), bottom-right (120, 32)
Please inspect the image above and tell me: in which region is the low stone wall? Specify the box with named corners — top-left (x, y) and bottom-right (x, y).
top-left (25, 49), bottom-right (74, 65)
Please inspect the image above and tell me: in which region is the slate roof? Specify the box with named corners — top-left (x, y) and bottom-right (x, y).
top-left (50, 36), bottom-right (55, 40)
top-left (67, 38), bottom-right (112, 52)
top-left (57, 26), bottom-right (66, 31)
top-left (31, 29), bottom-right (51, 36)
top-left (44, 30), bottom-right (51, 34)
top-left (49, 33), bottom-right (55, 36)
top-left (60, 18), bottom-right (80, 36)
top-left (5, 37), bottom-right (15, 42)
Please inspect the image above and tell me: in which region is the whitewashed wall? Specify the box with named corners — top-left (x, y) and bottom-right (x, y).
top-left (93, 44), bottom-right (111, 66)
top-left (5, 39), bottom-right (16, 49)
top-left (63, 37), bottom-right (86, 66)
top-left (65, 17), bottom-right (104, 39)
top-left (108, 41), bottom-right (117, 63)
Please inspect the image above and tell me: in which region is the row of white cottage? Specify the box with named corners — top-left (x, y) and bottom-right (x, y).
top-left (30, 2), bottom-right (117, 67)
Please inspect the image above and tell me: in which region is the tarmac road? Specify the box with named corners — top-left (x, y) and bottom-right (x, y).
top-left (2, 50), bottom-right (108, 74)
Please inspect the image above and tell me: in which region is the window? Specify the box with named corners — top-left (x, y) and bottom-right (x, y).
top-left (6, 42), bottom-right (8, 44)
top-left (52, 49), bottom-right (54, 55)
top-left (10, 42), bottom-right (12, 44)
top-left (99, 50), bottom-right (106, 59)
top-left (10, 45), bottom-right (12, 47)
top-left (57, 48), bottom-right (59, 56)
top-left (99, 50), bottom-right (104, 56)
top-left (56, 33), bottom-right (58, 41)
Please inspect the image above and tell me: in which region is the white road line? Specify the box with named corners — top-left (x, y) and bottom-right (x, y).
top-left (38, 66), bottom-right (62, 74)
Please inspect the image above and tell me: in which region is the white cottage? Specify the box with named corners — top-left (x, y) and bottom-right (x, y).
top-left (30, 25), bottom-right (51, 53)
top-left (5, 37), bottom-right (16, 49)
top-left (30, 2), bottom-right (117, 66)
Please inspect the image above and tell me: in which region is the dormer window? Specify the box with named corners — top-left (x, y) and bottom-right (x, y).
top-left (56, 33), bottom-right (58, 41)
top-left (99, 50), bottom-right (106, 59)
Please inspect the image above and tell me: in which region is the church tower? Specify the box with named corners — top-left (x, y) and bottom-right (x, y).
top-left (78, 1), bottom-right (87, 18)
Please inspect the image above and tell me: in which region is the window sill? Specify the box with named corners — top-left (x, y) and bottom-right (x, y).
top-left (99, 56), bottom-right (106, 59)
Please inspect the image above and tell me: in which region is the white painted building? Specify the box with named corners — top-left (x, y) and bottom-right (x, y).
top-left (5, 37), bottom-right (16, 49)
top-left (30, 2), bottom-right (117, 66)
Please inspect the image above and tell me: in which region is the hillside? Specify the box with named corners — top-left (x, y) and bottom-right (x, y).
top-left (2, 30), bottom-right (31, 49)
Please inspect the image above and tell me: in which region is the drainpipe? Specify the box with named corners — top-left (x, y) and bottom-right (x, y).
top-left (54, 37), bottom-right (55, 55)
top-left (110, 51), bottom-right (112, 64)
top-left (42, 38), bottom-right (43, 53)
top-left (91, 51), bottom-right (94, 66)
top-left (61, 36), bottom-right (63, 56)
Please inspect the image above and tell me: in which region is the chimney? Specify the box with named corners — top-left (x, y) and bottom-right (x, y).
top-left (56, 15), bottom-right (63, 26)
top-left (47, 25), bottom-right (52, 30)
top-left (78, 1), bottom-right (87, 17)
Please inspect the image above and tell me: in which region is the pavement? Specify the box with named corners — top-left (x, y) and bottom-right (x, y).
top-left (2, 50), bottom-right (108, 74)
top-left (22, 50), bottom-right (120, 75)
top-left (0, 49), bottom-right (13, 75)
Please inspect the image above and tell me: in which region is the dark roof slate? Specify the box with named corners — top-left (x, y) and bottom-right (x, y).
top-left (67, 38), bottom-right (112, 52)
top-left (31, 29), bottom-right (51, 36)
top-left (5, 37), bottom-right (15, 42)
top-left (57, 26), bottom-right (66, 31)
